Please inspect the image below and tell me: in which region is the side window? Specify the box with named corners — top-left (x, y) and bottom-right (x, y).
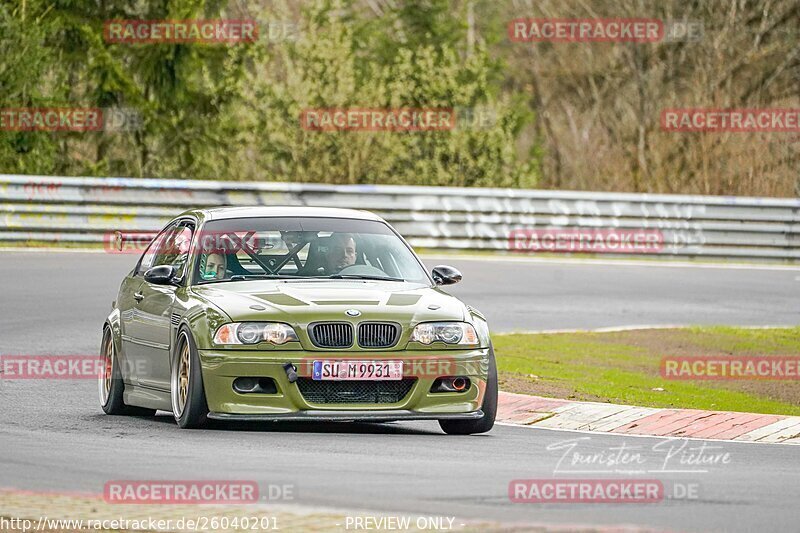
top-left (135, 221), bottom-right (194, 276)
top-left (136, 225), bottom-right (175, 275)
top-left (153, 224), bottom-right (194, 277)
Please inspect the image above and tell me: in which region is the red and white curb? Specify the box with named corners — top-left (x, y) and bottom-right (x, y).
top-left (497, 391), bottom-right (800, 444)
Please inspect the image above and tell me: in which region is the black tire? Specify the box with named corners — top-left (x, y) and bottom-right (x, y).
top-left (438, 343), bottom-right (498, 435)
top-left (99, 327), bottom-right (156, 417)
top-left (171, 328), bottom-right (209, 429)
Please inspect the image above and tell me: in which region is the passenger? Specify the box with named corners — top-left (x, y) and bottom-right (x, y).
top-left (203, 252), bottom-right (227, 280)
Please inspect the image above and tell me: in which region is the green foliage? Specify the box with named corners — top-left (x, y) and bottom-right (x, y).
top-left (0, 0), bottom-right (538, 186)
top-left (243, 0), bottom-right (537, 187)
top-left (0, 2), bottom-right (61, 174)
top-left (1, 0), bottom-right (797, 196)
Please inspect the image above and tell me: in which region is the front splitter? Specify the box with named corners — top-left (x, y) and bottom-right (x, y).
top-left (207, 409), bottom-right (484, 423)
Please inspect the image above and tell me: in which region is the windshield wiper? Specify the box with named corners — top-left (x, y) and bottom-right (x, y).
top-left (198, 274), bottom-right (295, 284)
top-left (228, 274), bottom-right (297, 281)
top-left (328, 274), bottom-right (406, 282)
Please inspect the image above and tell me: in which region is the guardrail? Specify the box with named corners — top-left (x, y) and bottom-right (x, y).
top-left (1, 174), bottom-right (799, 261)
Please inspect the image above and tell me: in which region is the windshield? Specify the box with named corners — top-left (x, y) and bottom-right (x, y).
top-left (192, 217), bottom-right (429, 284)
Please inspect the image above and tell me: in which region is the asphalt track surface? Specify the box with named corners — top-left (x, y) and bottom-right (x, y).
top-left (1, 251), bottom-right (799, 532)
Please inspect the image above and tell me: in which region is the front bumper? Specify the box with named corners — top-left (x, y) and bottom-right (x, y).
top-left (198, 348), bottom-right (490, 418)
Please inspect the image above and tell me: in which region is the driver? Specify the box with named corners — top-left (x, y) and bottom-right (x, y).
top-left (202, 252), bottom-right (227, 280)
top-left (324, 233), bottom-right (356, 274)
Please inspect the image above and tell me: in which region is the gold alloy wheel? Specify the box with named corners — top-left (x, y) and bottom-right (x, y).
top-left (174, 335), bottom-right (191, 417)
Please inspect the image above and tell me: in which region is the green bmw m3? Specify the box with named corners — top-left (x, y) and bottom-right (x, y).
top-left (99, 207), bottom-right (497, 434)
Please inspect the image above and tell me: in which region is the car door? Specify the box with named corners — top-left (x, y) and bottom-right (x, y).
top-left (119, 225), bottom-right (173, 386)
top-left (134, 222), bottom-right (194, 391)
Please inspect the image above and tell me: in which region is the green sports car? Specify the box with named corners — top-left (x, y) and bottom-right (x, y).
top-left (99, 207), bottom-right (497, 434)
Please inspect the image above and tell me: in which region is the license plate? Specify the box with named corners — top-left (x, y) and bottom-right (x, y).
top-left (312, 360), bottom-right (403, 381)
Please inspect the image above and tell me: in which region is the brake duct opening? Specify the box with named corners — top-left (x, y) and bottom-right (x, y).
top-left (430, 377), bottom-right (471, 393)
top-left (232, 377), bottom-right (279, 394)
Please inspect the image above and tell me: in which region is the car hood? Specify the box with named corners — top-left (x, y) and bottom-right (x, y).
top-left (191, 280), bottom-right (468, 325)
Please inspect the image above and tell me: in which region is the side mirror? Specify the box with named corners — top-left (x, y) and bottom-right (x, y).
top-left (432, 265), bottom-right (462, 286)
top-left (144, 265), bottom-right (177, 285)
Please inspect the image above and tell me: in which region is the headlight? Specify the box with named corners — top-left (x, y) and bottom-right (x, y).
top-left (213, 322), bottom-right (299, 345)
top-left (410, 322), bottom-right (479, 346)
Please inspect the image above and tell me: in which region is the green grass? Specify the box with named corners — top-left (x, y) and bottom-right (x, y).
top-left (681, 325), bottom-right (800, 354)
top-left (493, 326), bottom-right (800, 415)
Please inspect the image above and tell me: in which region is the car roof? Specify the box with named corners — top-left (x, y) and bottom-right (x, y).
top-left (201, 206), bottom-right (385, 222)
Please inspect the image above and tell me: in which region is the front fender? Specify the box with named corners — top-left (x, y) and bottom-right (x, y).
top-left (105, 307), bottom-right (122, 353)
top-left (467, 306), bottom-right (492, 348)
top-left (103, 306), bottom-right (137, 382)
top-left (182, 301), bottom-right (231, 350)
